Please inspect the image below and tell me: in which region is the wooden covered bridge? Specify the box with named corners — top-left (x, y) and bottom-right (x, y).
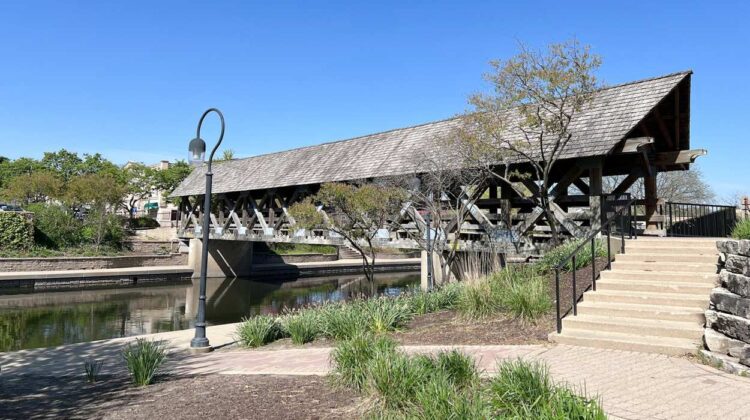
top-left (171, 71), bottom-right (704, 269)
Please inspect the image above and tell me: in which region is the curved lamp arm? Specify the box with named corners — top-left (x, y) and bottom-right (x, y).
top-left (196, 108), bottom-right (225, 172)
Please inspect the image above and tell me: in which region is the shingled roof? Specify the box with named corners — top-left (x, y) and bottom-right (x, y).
top-left (171, 71), bottom-right (691, 197)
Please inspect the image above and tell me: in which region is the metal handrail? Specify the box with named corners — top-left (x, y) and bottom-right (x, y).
top-left (554, 194), bottom-right (637, 333)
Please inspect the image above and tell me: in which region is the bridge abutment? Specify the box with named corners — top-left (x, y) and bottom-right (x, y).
top-left (188, 239), bottom-right (255, 278)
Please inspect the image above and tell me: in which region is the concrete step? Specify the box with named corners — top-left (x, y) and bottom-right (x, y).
top-left (599, 269), bottom-right (718, 284)
top-left (615, 253), bottom-right (718, 264)
top-left (561, 314), bottom-right (704, 340)
top-left (596, 278), bottom-right (714, 295)
top-left (576, 300), bottom-right (705, 323)
top-left (611, 260), bottom-right (718, 274)
top-left (549, 329), bottom-right (699, 356)
top-left (622, 245), bottom-right (717, 255)
top-left (627, 238), bottom-right (719, 246)
top-left (584, 289), bottom-right (709, 308)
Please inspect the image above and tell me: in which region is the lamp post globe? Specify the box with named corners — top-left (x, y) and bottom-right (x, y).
top-left (189, 108), bottom-right (225, 352)
top-left (188, 137), bottom-right (206, 166)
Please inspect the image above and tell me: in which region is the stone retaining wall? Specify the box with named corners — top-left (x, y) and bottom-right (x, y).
top-left (123, 240), bottom-right (179, 254)
top-left (703, 239), bottom-right (750, 374)
top-left (0, 253), bottom-right (187, 272)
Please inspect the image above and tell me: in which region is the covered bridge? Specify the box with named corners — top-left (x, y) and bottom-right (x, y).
top-left (172, 70), bottom-right (703, 254)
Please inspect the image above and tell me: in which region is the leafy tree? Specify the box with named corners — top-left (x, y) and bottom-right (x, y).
top-left (455, 40), bottom-right (601, 245)
top-left (66, 174), bottom-right (126, 249)
top-left (153, 160), bottom-right (192, 196)
top-left (290, 182), bottom-right (406, 283)
top-left (121, 163), bottom-right (158, 219)
top-left (0, 157), bottom-right (45, 189)
top-left (1, 171), bottom-right (62, 205)
top-left (41, 149), bottom-right (83, 181)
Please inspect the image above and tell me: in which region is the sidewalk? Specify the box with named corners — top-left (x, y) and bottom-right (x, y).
top-left (3, 325), bottom-right (750, 420)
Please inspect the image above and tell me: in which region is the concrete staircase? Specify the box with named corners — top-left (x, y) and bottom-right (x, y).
top-left (550, 237), bottom-right (719, 356)
top-left (338, 244), bottom-right (364, 260)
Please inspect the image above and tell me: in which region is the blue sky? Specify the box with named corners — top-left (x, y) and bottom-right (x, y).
top-left (0, 1), bottom-right (748, 197)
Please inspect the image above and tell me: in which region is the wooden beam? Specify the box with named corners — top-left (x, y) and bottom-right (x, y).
top-left (674, 88), bottom-right (681, 149)
top-left (612, 170), bottom-right (641, 195)
top-left (653, 107), bottom-right (675, 149)
top-left (573, 179), bottom-right (589, 195)
top-left (620, 137), bottom-right (654, 153)
top-left (652, 149), bottom-right (707, 166)
top-left (550, 166), bottom-right (584, 198)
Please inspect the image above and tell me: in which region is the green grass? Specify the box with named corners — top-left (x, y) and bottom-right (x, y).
top-left (488, 359), bottom-right (606, 419)
top-left (493, 265), bottom-right (552, 321)
top-left (236, 315), bottom-right (281, 348)
top-left (330, 333), bottom-right (397, 391)
top-left (0, 244), bottom-right (125, 258)
top-left (457, 265), bottom-right (552, 321)
top-left (83, 359), bottom-right (103, 383)
top-left (281, 309), bottom-right (321, 345)
top-left (267, 243), bottom-right (337, 255)
top-left (732, 218), bottom-right (750, 240)
top-left (331, 337), bottom-right (602, 419)
top-left (122, 339), bottom-right (167, 386)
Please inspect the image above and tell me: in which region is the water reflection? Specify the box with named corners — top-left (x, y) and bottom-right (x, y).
top-left (0, 272), bottom-right (419, 352)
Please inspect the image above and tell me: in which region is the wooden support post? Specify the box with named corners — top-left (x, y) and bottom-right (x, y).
top-left (589, 163), bottom-right (603, 232)
top-left (644, 174), bottom-right (659, 232)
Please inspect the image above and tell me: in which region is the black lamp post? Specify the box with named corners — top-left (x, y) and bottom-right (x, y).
top-left (425, 210), bottom-right (434, 290)
top-left (188, 108), bottom-right (225, 351)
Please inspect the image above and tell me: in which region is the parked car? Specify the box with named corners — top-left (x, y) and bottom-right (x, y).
top-left (0, 203), bottom-right (23, 212)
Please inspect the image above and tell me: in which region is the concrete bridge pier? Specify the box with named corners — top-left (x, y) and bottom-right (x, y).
top-left (420, 250), bottom-right (445, 290)
top-left (188, 239), bottom-right (254, 278)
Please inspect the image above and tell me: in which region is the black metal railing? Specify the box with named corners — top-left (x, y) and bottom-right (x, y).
top-left (554, 194), bottom-right (637, 333)
top-left (663, 202), bottom-right (737, 238)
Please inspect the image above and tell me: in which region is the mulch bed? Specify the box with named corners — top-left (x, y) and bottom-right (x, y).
top-left (0, 374), bottom-right (361, 420)
top-left (392, 258), bottom-right (610, 346)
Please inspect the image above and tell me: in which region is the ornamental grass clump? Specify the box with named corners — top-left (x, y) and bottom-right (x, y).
top-left (122, 339), bottom-right (167, 386)
top-left (331, 333), bottom-right (397, 391)
top-left (362, 297), bottom-right (412, 334)
top-left (456, 279), bottom-right (499, 319)
top-left (236, 315), bottom-right (281, 348)
top-left (492, 265), bottom-right (552, 321)
top-left (319, 302), bottom-right (369, 340)
top-left (488, 359), bottom-right (605, 419)
top-left (732, 218), bottom-right (750, 240)
top-left (536, 238), bottom-right (607, 273)
top-left (406, 283), bottom-right (461, 315)
top-left (83, 359), bottom-right (103, 384)
top-left (281, 309), bottom-right (321, 345)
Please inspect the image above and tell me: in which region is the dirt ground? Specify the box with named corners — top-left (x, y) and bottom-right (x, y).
top-left (0, 374), bottom-right (361, 420)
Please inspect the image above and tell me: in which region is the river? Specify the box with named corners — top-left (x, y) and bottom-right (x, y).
top-left (0, 272), bottom-right (419, 352)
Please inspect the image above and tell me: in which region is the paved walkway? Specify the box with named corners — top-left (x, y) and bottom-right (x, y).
top-left (4, 325), bottom-right (750, 419)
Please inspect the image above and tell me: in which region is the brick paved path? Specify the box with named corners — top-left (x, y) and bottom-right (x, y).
top-left (181, 344), bottom-right (750, 420)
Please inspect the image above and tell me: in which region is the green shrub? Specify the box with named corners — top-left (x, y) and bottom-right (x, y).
top-left (536, 238), bottom-right (606, 273)
top-left (26, 204), bottom-right (83, 248)
top-left (0, 212), bottom-right (33, 250)
top-left (236, 315), bottom-right (281, 347)
top-left (127, 216), bottom-right (160, 229)
top-left (82, 209), bottom-right (125, 248)
top-left (331, 333), bottom-right (397, 391)
top-left (492, 265), bottom-right (552, 321)
top-left (122, 339), bottom-right (167, 386)
top-left (732, 218), bottom-right (750, 240)
top-left (282, 309), bottom-right (321, 345)
top-left (488, 359), bottom-right (605, 419)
